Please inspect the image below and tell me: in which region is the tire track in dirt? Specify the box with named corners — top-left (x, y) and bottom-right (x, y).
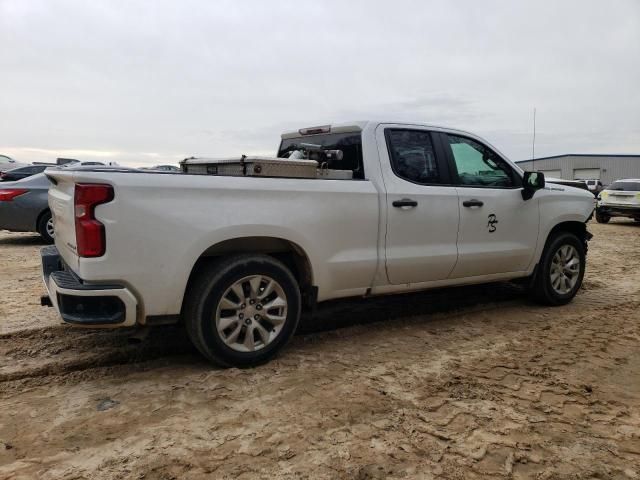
top-left (0, 283), bottom-right (526, 386)
top-left (0, 325), bottom-right (193, 385)
top-left (0, 264), bottom-right (632, 388)
top-left (4, 291), bottom-right (637, 480)
top-left (1, 222), bottom-right (639, 479)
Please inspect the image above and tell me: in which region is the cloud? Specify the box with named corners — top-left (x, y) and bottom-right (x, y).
top-left (1, 0), bottom-right (639, 165)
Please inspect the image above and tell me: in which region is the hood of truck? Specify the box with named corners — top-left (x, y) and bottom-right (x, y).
top-left (546, 182), bottom-right (593, 198)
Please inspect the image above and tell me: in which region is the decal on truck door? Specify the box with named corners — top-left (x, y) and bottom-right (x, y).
top-left (487, 214), bottom-right (498, 233)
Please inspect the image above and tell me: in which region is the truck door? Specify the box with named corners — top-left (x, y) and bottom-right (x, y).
top-left (439, 132), bottom-right (540, 278)
top-left (377, 125), bottom-right (460, 284)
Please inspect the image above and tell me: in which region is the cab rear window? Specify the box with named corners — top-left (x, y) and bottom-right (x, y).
top-left (278, 132), bottom-right (364, 179)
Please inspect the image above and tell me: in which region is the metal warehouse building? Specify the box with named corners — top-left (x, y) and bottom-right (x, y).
top-left (516, 154), bottom-right (640, 186)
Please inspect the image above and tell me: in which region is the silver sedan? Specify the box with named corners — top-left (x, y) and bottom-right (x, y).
top-left (0, 173), bottom-right (54, 243)
top-left (0, 154), bottom-right (29, 173)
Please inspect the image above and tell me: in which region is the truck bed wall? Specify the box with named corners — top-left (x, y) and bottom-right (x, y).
top-left (51, 170), bottom-right (381, 319)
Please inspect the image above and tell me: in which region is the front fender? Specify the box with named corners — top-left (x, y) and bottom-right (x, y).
top-left (531, 188), bottom-right (594, 268)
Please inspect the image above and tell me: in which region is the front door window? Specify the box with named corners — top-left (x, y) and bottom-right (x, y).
top-left (446, 135), bottom-right (515, 188)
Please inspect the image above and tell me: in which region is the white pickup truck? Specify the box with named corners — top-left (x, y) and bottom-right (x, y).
top-left (42, 121), bottom-right (594, 367)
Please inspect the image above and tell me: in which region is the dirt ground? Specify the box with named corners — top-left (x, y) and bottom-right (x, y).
top-left (0, 220), bottom-right (639, 480)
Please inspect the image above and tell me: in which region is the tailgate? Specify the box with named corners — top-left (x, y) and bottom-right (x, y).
top-left (608, 192), bottom-right (636, 204)
top-left (46, 171), bottom-right (80, 271)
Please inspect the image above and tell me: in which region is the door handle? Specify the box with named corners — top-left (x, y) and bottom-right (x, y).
top-left (392, 198), bottom-right (418, 208)
top-left (462, 199), bottom-right (484, 207)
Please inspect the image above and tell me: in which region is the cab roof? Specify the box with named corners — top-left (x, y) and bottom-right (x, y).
top-left (280, 120), bottom-right (480, 140)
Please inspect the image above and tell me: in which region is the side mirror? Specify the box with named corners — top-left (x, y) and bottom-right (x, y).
top-left (522, 171), bottom-right (545, 200)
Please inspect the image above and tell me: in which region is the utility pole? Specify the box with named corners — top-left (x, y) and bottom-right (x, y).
top-left (532, 108), bottom-right (536, 170)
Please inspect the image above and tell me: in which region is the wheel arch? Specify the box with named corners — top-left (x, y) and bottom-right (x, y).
top-left (524, 219), bottom-right (591, 293)
top-left (182, 236), bottom-right (315, 313)
top-left (529, 223), bottom-right (587, 305)
top-left (548, 220), bottom-right (588, 237)
top-left (540, 220), bottom-right (592, 261)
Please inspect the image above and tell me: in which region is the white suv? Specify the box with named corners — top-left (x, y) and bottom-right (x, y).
top-left (585, 179), bottom-right (603, 196)
top-left (596, 179), bottom-right (640, 223)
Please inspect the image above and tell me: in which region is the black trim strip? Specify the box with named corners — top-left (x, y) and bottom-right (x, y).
top-left (56, 293), bottom-right (126, 325)
top-left (145, 315), bottom-right (180, 326)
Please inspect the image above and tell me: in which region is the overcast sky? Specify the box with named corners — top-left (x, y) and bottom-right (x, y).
top-left (1, 0), bottom-right (639, 166)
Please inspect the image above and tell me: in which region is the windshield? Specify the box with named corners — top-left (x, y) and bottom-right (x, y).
top-left (608, 181), bottom-right (640, 192)
top-left (278, 132), bottom-right (364, 179)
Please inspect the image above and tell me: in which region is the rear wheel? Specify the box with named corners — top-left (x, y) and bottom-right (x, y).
top-left (595, 211), bottom-right (610, 223)
top-left (37, 211), bottom-right (55, 244)
top-left (183, 254), bottom-right (301, 367)
top-left (531, 232), bottom-right (585, 306)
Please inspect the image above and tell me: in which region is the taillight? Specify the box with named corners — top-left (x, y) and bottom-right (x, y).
top-left (0, 189), bottom-right (28, 201)
top-left (74, 184), bottom-right (113, 257)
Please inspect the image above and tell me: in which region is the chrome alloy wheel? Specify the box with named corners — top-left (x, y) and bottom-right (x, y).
top-left (215, 275), bottom-right (288, 352)
top-left (550, 245), bottom-right (581, 295)
top-left (46, 217), bottom-right (55, 238)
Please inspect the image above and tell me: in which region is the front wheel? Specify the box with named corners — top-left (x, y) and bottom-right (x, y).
top-left (183, 254), bottom-right (301, 367)
top-left (531, 232), bottom-right (585, 306)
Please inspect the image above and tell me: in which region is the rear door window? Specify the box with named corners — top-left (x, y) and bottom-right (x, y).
top-left (385, 129), bottom-right (446, 185)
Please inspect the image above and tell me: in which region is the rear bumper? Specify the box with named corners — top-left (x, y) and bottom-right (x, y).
top-left (597, 204), bottom-right (640, 218)
top-left (41, 245), bottom-right (138, 327)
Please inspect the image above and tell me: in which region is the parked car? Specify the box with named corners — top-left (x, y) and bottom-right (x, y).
top-left (0, 173), bottom-right (55, 242)
top-left (56, 157), bottom-right (81, 166)
top-left (0, 155), bottom-right (29, 173)
top-left (41, 121), bottom-right (594, 367)
top-left (61, 161), bottom-right (105, 168)
top-left (585, 179), bottom-right (603, 196)
top-left (595, 179), bottom-right (640, 223)
top-left (147, 164), bottom-right (180, 172)
top-left (1, 164), bottom-right (54, 182)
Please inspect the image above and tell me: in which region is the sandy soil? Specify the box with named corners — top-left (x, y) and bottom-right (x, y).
top-left (0, 221), bottom-right (639, 479)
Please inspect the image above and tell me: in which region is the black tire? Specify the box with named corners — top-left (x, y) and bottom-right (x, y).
top-left (37, 211), bottom-right (54, 244)
top-left (183, 254), bottom-right (301, 367)
top-left (531, 232), bottom-right (586, 306)
top-left (595, 211), bottom-right (610, 224)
